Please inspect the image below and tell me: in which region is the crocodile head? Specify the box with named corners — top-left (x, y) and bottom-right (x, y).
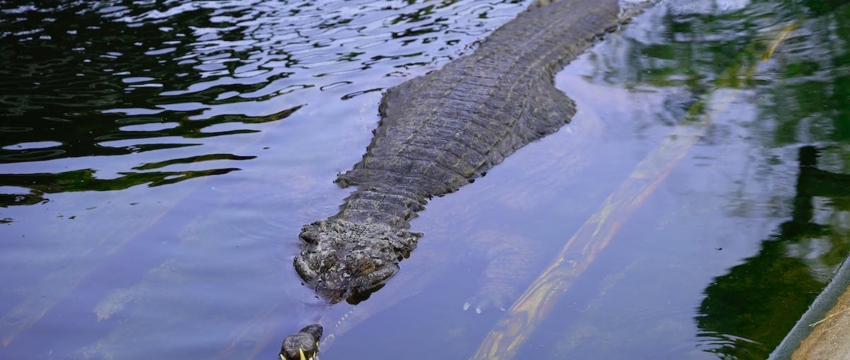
top-left (294, 218), bottom-right (420, 304)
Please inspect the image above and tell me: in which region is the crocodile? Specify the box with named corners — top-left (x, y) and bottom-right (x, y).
top-left (278, 86), bottom-right (609, 357)
top-left (283, 0), bottom-right (630, 356)
top-left (293, 0), bottom-right (621, 306)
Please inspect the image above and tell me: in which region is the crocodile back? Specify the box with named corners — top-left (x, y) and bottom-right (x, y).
top-left (337, 0), bottom-right (620, 210)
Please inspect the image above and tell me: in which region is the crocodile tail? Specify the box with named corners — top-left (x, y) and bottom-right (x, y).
top-left (527, 0), bottom-right (552, 11)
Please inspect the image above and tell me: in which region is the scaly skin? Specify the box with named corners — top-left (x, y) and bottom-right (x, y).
top-left (293, 0), bottom-right (620, 306)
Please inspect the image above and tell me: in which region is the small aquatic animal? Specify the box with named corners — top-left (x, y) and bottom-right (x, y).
top-left (279, 324), bottom-right (322, 360)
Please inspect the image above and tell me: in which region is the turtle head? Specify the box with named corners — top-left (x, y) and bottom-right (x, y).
top-left (280, 324), bottom-right (323, 360)
top-left (294, 218), bottom-right (420, 304)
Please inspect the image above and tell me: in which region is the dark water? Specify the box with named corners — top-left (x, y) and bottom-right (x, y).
top-left (1, 0), bottom-right (850, 359)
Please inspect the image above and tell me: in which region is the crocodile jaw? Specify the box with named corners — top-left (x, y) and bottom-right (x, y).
top-left (294, 218), bottom-right (419, 304)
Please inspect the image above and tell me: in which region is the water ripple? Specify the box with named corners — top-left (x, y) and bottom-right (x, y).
top-left (0, 0), bottom-right (525, 202)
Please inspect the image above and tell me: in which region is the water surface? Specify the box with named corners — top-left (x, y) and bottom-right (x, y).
top-left (2, 0), bottom-right (850, 359)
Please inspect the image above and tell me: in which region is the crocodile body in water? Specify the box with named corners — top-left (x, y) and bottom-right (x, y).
top-left (293, 0), bottom-right (622, 307)
top-left (282, 0), bottom-right (633, 357)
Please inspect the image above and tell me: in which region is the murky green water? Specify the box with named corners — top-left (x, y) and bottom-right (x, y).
top-left (1, 0), bottom-right (849, 359)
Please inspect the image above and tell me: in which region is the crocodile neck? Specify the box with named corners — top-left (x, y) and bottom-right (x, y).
top-left (333, 183), bottom-right (424, 230)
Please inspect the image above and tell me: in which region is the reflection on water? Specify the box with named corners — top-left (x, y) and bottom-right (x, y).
top-left (568, 0), bottom-right (850, 358)
top-left (0, 0), bottom-right (525, 203)
top-left (2, 0), bottom-right (850, 358)
top-left (698, 145), bottom-right (850, 359)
